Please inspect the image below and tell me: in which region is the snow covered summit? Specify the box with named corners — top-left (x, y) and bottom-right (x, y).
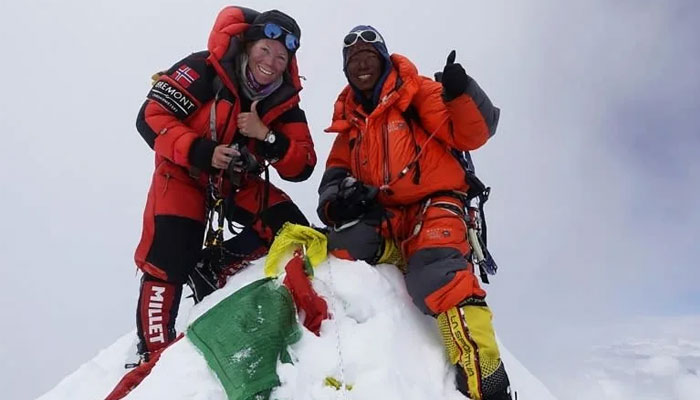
top-left (38, 257), bottom-right (557, 400)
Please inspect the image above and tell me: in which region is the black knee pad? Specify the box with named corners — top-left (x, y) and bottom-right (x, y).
top-left (405, 247), bottom-right (468, 315)
top-left (146, 215), bottom-right (206, 284)
top-left (261, 201), bottom-right (309, 234)
top-left (328, 219), bottom-right (383, 263)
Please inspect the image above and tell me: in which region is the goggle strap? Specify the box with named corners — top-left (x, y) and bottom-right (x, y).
top-left (343, 30), bottom-right (383, 48)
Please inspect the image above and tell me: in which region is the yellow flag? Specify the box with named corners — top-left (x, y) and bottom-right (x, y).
top-left (264, 223), bottom-right (328, 277)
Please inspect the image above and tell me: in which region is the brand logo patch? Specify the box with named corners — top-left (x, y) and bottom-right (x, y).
top-left (170, 65), bottom-right (200, 89)
top-left (386, 121), bottom-right (407, 134)
top-left (148, 80), bottom-right (198, 119)
top-left (147, 285), bottom-right (166, 344)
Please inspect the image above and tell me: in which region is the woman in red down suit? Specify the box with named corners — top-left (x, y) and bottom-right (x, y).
top-left (132, 6), bottom-right (315, 361)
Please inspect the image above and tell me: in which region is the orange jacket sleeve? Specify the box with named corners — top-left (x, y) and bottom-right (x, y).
top-left (325, 132), bottom-right (352, 170)
top-left (316, 133), bottom-right (353, 225)
top-left (412, 77), bottom-right (493, 151)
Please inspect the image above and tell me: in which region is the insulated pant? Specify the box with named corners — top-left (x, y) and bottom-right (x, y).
top-left (134, 163), bottom-right (307, 355)
top-left (136, 274), bottom-right (181, 356)
top-left (134, 163), bottom-right (305, 281)
top-left (328, 193), bottom-right (510, 399)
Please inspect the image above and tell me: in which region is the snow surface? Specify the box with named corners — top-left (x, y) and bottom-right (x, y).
top-left (38, 256), bottom-right (556, 400)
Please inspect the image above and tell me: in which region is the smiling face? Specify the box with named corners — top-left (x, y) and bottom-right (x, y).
top-left (345, 49), bottom-right (383, 97)
top-left (246, 38), bottom-right (289, 85)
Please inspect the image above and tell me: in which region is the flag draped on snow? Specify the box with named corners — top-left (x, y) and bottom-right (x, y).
top-left (187, 278), bottom-right (301, 400)
top-left (264, 223), bottom-right (327, 277)
top-left (187, 224), bottom-right (329, 399)
top-left (106, 224), bottom-right (330, 400)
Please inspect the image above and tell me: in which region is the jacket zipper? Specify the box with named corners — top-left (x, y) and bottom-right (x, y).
top-left (350, 112), bottom-right (366, 183)
top-left (382, 122), bottom-right (391, 187)
top-left (355, 124), bottom-right (364, 182)
top-left (163, 172), bottom-right (172, 195)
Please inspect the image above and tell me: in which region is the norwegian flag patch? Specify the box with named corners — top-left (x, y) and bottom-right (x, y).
top-left (170, 65), bottom-right (200, 88)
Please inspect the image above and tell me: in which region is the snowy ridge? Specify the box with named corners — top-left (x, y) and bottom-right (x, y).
top-left (39, 257), bottom-right (557, 400)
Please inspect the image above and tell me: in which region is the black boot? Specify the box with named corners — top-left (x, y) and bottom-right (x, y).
top-left (455, 361), bottom-right (513, 400)
top-left (187, 228), bottom-right (267, 303)
top-left (187, 260), bottom-right (220, 303)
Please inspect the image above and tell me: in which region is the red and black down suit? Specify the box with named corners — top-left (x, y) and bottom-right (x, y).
top-left (132, 7), bottom-right (316, 358)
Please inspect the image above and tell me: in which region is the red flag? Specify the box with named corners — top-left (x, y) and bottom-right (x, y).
top-left (283, 254), bottom-right (329, 336)
top-left (105, 334), bottom-right (184, 400)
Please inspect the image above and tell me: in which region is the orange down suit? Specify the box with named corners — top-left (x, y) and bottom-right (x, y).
top-left (321, 54), bottom-right (495, 315)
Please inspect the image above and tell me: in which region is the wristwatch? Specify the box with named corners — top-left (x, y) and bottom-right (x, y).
top-left (264, 130), bottom-right (276, 144)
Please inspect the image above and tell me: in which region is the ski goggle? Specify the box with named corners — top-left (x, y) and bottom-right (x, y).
top-left (343, 30), bottom-right (383, 48)
top-left (257, 23), bottom-right (300, 51)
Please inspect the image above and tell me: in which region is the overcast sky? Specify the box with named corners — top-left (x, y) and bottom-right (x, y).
top-left (1, 1), bottom-right (698, 399)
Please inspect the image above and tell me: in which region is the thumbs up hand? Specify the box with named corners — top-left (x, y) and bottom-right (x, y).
top-left (237, 100), bottom-right (269, 140)
top-left (440, 50), bottom-right (470, 101)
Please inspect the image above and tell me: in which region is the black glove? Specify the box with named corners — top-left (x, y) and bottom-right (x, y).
top-left (440, 50), bottom-right (470, 101)
top-left (326, 177), bottom-right (379, 224)
top-left (227, 145), bottom-right (261, 186)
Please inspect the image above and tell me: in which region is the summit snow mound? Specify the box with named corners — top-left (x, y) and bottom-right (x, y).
top-left (39, 256), bottom-right (557, 400)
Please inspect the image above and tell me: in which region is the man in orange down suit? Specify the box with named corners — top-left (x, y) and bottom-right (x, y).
top-left (317, 25), bottom-right (512, 400)
top-left (133, 7), bottom-right (316, 363)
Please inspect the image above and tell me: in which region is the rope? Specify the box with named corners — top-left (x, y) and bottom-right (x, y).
top-left (324, 260), bottom-right (349, 399)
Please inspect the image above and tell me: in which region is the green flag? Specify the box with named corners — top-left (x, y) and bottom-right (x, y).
top-left (188, 278), bottom-right (301, 400)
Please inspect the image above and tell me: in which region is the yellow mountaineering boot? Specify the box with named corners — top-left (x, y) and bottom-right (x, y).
top-left (437, 302), bottom-right (512, 400)
top-left (375, 239), bottom-right (405, 270)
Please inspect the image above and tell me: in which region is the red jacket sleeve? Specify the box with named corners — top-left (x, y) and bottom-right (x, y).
top-left (264, 106), bottom-right (317, 182)
top-left (135, 52), bottom-right (215, 168)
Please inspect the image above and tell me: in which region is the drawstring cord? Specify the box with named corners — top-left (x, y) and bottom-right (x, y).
top-left (379, 116), bottom-right (449, 192)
